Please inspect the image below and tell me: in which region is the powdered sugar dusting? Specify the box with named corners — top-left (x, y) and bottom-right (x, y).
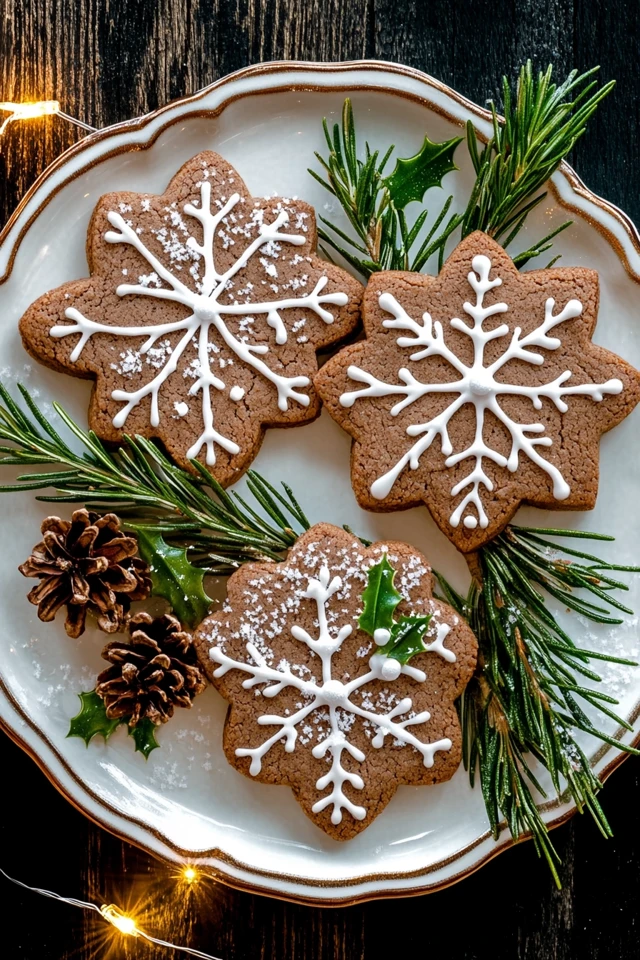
top-left (206, 532), bottom-right (459, 826)
top-left (50, 160), bottom-right (352, 469)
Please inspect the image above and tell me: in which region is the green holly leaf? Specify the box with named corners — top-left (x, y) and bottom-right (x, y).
top-left (67, 690), bottom-right (162, 759)
top-left (359, 555), bottom-right (402, 638)
top-left (384, 134), bottom-right (463, 210)
top-left (378, 614), bottom-right (433, 664)
top-left (128, 718), bottom-right (160, 759)
top-left (128, 524), bottom-right (211, 628)
top-left (67, 690), bottom-right (121, 746)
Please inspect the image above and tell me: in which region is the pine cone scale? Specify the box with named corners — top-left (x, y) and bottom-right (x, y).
top-left (27, 576), bottom-right (70, 619)
top-left (88, 581), bottom-right (118, 615)
top-left (150, 653), bottom-right (172, 670)
top-left (122, 662), bottom-right (139, 682)
top-left (40, 517), bottom-right (70, 537)
top-left (70, 572), bottom-right (91, 604)
top-left (95, 513), bottom-right (121, 535)
top-left (167, 668), bottom-right (185, 688)
top-left (72, 524), bottom-right (100, 554)
top-left (128, 559), bottom-right (154, 601)
top-left (98, 537), bottom-right (140, 563)
top-left (128, 628), bottom-right (163, 649)
top-left (100, 565), bottom-right (139, 593)
top-left (19, 556), bottom-right (62, 578)
top-left (41, 530), bottom-right (73, 562)
top-left (97, 675), bottom-right (130, 695)
top-left (103, 642), bottom-right (151, 664)
top-left (26, 572), bottom-right (67, 602)
top-left (105, 697), bottom-right (137, 720)
top-left (80, 556), bottom-right (110, 577)
top-left (96, 607), bottom-right (126, 635)
top-left (65, 603), bottom-right (88, 639)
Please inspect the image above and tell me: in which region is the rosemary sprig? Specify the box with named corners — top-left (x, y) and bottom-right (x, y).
top-left (461, 62), bottom-right (615, 266)
top-left (453, 526), bottom-right (639, 886)
top-left (309, 99), bottom-right (463, 277)
top-left (0, 383), bottom-right (308, 574)
top-left (316, 67), bottom-right (628, 879)
top-left (314, 64), bottom-right (614, 275)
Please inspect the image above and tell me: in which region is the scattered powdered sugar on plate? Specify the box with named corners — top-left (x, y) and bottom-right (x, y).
top-left (19, 635), bottom-right (97, 711)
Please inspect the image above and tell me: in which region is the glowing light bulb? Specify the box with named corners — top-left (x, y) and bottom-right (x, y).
top-left (183, 866), bottom-right (198, 884)
top-left (0, 100), bottom-right (60, 135)
top-left (100, 904), bottom-right (139, 937)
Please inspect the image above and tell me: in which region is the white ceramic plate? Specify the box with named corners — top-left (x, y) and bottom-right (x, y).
top-left (1, 61), bottom-right (639, 905)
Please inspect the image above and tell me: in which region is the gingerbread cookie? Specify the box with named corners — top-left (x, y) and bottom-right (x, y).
top-left (194, 523), bottom-right (477, 840)
top-left (315, 232), bottom-right (640, 552)
top-left (19, 152), bottom-right (362, 479)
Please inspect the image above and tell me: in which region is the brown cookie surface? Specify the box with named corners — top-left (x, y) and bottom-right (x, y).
top-left (314, 232), bottom-right (640, 552)
top-left (19, 152), bottom-right (362, 480)
top-left (194, 523), bottom-right (477, 841)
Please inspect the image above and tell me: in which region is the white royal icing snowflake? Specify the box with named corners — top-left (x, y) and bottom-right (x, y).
top-left (339, 253), bottom-right (623, 532)
top-left (210, 564), bottom-right (455, 826)
top-left (47, 160), bottom-right (353, 468)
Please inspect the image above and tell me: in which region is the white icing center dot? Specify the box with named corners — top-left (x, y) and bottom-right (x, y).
top-left (463, 516), bottom-right (478, 529)
top-left (194, 300), bottom-right (218, 322)
top-left (229, 386), bottom-right (245, 402)
top-left (469, 375), bottom-right (493, 397)
top-left (174, 401), bottom-right (189, 417)
top-left (321, 679), bottom-right (347, 705)
top-left (380, 658), bottom-right (402, 681)
top-left (373, 627), bottom-right (391, 646)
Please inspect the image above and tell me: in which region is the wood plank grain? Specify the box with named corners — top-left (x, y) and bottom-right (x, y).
top-left (1, 2), bottom-right (639, 959)
top-left (0, 0), bottom-right (372, 224)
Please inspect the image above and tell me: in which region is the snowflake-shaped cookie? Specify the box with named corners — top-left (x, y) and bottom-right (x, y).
top-left (194, 523), bottom-right (477, 840)
top-left (315, 233), bottom-right (640, 552)
top-left (19, 152), bottom-right (362, 479)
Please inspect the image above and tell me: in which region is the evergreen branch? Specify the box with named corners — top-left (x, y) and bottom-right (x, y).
top-left (309, 98), bottom-right (461, 277)
top-left (314, 64), bottom-right (613, 277)
top-left (461, 62), bottom-right (615, 259)
top-left (0, 383), bottom-right (308, 574)
top-left (457, 525), bottom-right (639, 885)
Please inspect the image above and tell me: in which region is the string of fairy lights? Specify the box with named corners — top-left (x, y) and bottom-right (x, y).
top-left (0, 101), bottom-right (223, 959)
top-left (1, 867), bottom-right (222, 958)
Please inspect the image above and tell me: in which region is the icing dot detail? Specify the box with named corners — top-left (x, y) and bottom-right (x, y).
top-left (193, 301), bottom-right (218, 322)
top-left (321, 679), bottom-right (348, 705)
top-left (381, 658), bottom-right (402, 681)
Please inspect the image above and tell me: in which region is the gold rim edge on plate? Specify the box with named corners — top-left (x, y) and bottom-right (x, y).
top-left (0, 58), bottom-right (638, 905)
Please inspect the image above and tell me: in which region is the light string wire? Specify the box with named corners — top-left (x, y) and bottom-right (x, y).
top-left (0, 101), bottom-right (97, 136)
top-left (1, 868), bottom-right (222, 959)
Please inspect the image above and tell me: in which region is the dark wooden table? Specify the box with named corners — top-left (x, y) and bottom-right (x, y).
top-left (1, 1), bottom-right (639, 957)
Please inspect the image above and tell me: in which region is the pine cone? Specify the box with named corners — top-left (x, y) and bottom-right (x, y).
top-left (96, 613), bottom-right (207, 726)
top-left (19, 510), bottom-right (152, 639)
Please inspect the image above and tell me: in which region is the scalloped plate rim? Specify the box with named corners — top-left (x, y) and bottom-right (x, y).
top-left (0, 59), bottom-right (638, 905)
